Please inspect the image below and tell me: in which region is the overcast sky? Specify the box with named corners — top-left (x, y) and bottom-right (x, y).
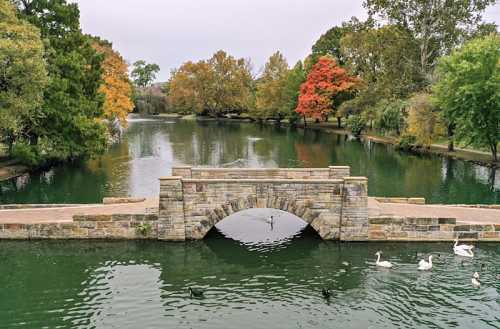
top-left (74, 0), bottom-right (500, 82)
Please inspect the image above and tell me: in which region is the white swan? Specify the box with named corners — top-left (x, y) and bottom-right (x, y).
top-left (454, 237), bottom-right (474, 251)
top-left (418, 255), bottom-right (433, 271)
top-left (266, 216), bottom-right (274, 224)
top-left (375, 251), bottom-right (393, 268)
top-left (471, 272), bottom-right (481, 287)
top-left (454, 238), bottom-right (474, 257)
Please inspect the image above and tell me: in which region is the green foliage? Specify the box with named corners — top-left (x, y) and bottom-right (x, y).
top-left (364, 0), bottom-right (497, 81)
top-left (14, 0), bottom-right (108, 164)
top-left (346, 115), bottom-right (366, 136)
top-left (131, 60), bottom-right (161, 88)
top-left (0, 0), bottom-right (47, 152)
top-left (341, 24), bottom-right (422, 100)
top-left (10, 142), bottom-right (40, 167)
top-left (281, 61), bottom-right (306, 123)
top-left (433, 35), bottom-right (500, 161)
top-left (137, 222), bottom-right (152, 236)
top-left (373, 99), bottom-right (407, 135)
top-left (396, 134), bottom-right (417, 151)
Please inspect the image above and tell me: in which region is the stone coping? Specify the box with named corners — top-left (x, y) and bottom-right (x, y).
top-left (374, 197), bottom-right (426, 205)
top-left (171, 178), bottom-right (347, 184)
top-left (0, 204), bottom-right (99, 210)
top-left (175, 166), bottom-right (350, 171)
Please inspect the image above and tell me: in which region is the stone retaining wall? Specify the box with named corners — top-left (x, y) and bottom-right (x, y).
top-left (368, 216), bottom-right (500, 241)
top-left (0, 214), bottom-right (159, 240)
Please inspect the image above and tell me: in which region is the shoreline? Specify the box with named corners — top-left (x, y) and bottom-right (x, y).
top-left (161, 114), bottom-right (499, 168)
top-left (1, 113), bottom-right (497, 183)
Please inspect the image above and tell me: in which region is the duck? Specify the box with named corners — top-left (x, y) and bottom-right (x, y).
top-left (188, 287), bottom-right (205, 298)
top-left (375, 251), bottom-right (393, 268)
top-left (321, 287), bottom-right (332, 299)
top-left (266, 216), bottom-right (274, 225)
top-left (471, 272), bottom-right (481, 287)
top-left (418, 255), bottom-right (433, 271)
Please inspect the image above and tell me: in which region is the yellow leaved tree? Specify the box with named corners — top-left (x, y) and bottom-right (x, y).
top-left (93, 40), bottom-right (134, 125)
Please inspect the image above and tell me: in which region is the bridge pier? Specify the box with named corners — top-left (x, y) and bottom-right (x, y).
top-left (159, 167), bottom-right (368, 241)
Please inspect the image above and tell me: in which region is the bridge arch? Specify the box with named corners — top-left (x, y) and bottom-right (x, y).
top-left (158, 167), bottom-right (368, 241)
top-left (195, 196), bottom-right (328, 240)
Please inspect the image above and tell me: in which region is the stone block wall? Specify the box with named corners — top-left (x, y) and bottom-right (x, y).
top-left (171, 166), bottom-right (351, 180)
top-left (0, 214), bottom-right (159, 240)
top-left (340, 177), bottom-right (369, 241)
top-left (368, 216), bottom-right (500, 241)
top-left (180, 179), bottom-right (346, 240)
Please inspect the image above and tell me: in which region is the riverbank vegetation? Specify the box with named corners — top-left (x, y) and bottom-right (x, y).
top-left (0, 0), bottom-right (136, 167)
top-left (164, 0), bottom-right (499, 163)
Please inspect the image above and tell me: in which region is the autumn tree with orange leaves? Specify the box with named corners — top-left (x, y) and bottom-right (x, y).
top-left (295, 56), bottom-right (359, 126)
top-left (93, 40), bottom-right (134, 126)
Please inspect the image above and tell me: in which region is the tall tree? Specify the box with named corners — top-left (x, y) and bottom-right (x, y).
top-left (255, 51), bottom-right (289, 121)
top-left (168, 50), bottom-right (253, 117)
top-left (15, 0), bottom-right (107, 163)
top-left (341, 24), bottom-right (422, 100)
top-left (433, 35), bottom-right (500, 162)
top-left (364, 0), bottom-right (497, 82)
top-left (92, 39), bottom-right (134, 125)
top-left (295, 56), bottom-right (359, 125)
top-left (131, 60), bottom-right (160, 88)
top-left (282, 61), bottom-right (306, 123)
top-left (0, 0), bottom-right (47, 152)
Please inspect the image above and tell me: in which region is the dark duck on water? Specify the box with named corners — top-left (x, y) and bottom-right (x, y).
top-left (188, 287), bottom-right (205, 298)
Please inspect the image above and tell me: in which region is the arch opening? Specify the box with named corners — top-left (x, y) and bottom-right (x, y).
top-left (206, 208), bottom-right (321, 248)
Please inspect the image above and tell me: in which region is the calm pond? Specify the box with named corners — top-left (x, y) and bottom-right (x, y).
top-left (1, 116), bottom-right (500, 328)
top-left (0, 115), bottom-right (499, 204)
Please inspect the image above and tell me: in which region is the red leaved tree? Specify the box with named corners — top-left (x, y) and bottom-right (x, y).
top-left (296, 56), bottom-right (359, 125)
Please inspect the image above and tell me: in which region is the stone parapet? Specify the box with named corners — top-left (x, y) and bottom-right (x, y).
top-left (368, 216), bottom-right (500, 241)
top-left (374, 197), bottom-right (426, 205)
top-left (171, 166), bottom-right (351, 180)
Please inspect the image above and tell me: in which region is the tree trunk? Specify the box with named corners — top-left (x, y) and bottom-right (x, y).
top-left (303, 115), bottom-right (307, 127)
top-left (324, 115), bottom-right (329, 122)
top-left (447, 124), bottom-right (455, 152)
top-left (337, 117), bottom-right (342, 128)
top-left (491, 142), bottom-right (498, 163)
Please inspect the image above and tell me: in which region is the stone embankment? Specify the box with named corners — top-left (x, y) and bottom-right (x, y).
top-left (0, 167), bottom-right (499, 242)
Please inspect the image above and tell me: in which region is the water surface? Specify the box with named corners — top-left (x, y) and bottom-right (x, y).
top-left (0, 116), bottom-right (498, 204)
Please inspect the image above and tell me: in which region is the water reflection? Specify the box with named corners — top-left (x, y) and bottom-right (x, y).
top-left (1, 240), bottom-right (499, 329)
top-left (0, 116), bottom-right (498, 204)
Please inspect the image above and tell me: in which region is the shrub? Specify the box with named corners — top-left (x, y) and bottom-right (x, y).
top-left (10, 143), bottom-right (40, 167)
top-left (396, 134), bottom-right (417, 151)
top-left (346, 115), bottom-right (366, 136)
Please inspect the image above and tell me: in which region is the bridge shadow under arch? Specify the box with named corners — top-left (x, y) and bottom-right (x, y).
top-left (194, 196), bottom-right (336, 240)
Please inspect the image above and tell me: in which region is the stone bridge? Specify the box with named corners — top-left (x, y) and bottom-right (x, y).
top-left (158, 166), bottom-right (368, 241)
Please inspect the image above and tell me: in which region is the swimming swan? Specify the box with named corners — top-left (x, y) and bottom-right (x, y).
top-left (471, 272), bottom-right (481, 287)
top-left (375, 251), bottom-right (393, 268)
top-left (418, 255), bottom-right (433, 271)
top-left (454, 237), bottom-right (474, 251)
top-left (454, 238), bottom-right (474, 258)
top-left (266, 216), bottom-right (274, 224)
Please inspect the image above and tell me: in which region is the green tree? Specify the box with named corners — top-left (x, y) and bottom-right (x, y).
top-left (255, 51), bottom-right (289, 121)
top-left (433, 35), bottom-right (500, 162)
top-left (131, 60), bottom-right (160, 88)
top-left (15, 0), bottom-right (107, 164)
top-left (281, 61), bottom-right (306, 123)
top-left (0, 0), bottom-right (47, 153)
top-left (364, 0), bottom-right (497, 81)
